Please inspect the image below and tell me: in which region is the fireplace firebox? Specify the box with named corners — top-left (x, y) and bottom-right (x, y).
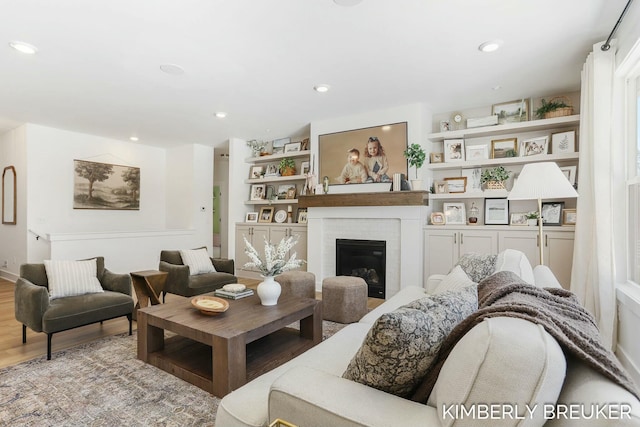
top-left (336, 239), bottom-right (386, 299)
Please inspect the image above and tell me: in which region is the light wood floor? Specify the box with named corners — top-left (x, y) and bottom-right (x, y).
top-left (0, 277), bottom-right (383, 368)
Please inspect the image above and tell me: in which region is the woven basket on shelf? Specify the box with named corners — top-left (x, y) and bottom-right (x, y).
top-left (486, 180), bottom-right (506, 190)
top-left (543, 96), bottom-right (574, 119)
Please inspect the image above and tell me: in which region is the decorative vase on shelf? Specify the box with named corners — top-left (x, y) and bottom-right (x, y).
top-left (411, 179), bottom-right (422, 191)
top-left (257, 276), bottom-right (281, 306)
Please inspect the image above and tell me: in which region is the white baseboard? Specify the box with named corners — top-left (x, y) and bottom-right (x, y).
top-left (0, 270), bottom-right (18, 282)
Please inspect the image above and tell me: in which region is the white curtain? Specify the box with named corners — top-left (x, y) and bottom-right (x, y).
top-left (571, 41), bottom-right (622, 349)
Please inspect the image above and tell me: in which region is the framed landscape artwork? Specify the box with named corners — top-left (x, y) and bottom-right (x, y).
top-left (318, 122), bottom-right (408, 187)
top-left (73, 160), bottom-right (140, 210)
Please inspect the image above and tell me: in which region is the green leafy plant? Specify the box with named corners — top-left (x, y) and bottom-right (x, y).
top-left (481, 166), bottom-right (511, 183)
top-left (278, 157), bottom-right (296, 176)
top-left (278, 157), bottom-right (295, 170)
top-left (403, 143), bottom-right (426, 179)
top-left (525, 211), bottom-right (540, 219)
top-left (535, 98), bottom-right (570, 119)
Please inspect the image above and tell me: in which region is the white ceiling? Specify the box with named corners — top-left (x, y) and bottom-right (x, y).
top-left (0, 0), bottom-right (626, 149)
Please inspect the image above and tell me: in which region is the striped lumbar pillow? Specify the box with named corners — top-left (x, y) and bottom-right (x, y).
top-left (179, 248), bottom-right (217, 275)
top-left (44, 258), bottom-right (104, 300)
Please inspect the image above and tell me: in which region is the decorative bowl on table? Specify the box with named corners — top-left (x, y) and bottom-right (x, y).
top-left (191, 295), bottom-right (229, 316)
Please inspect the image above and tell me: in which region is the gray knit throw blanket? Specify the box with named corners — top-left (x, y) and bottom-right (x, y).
top-left (412, 271), bottom-right (640, 402)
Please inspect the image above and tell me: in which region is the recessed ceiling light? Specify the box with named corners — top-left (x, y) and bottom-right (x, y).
top-left (129, 136), bottom-right (139, 142)
top-left (313, 84), bottom-right (330, 93)
top-left (215, 112), bottom-right (227, 118)
top-left (478, 40), bottom-right (503, 53)
top-left (333, 0), bottom-right (363, 6)
top-left (159, 63), bottom-right (185, 75)
top-left (9, 40), bottom-right (38, 55)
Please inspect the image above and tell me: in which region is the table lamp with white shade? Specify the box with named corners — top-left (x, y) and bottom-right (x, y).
top-left (507, 162), bottom-right (578, 265)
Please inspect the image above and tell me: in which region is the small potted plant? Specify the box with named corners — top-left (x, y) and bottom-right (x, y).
top-left (279, 157), bottom-right (296, 176)
top-left (535, 97), bottom-right (573, 119)
top-left (525, 211), bottom-right (539, 226)
top-left (481, 166), bottom-right (511, 190)
top-left (403, 143), bottom-right (426, 190)
top-left (247, 139), bottom-right (268, 157)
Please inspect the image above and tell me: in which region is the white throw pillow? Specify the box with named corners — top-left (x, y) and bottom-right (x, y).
top-left (429, 317), bottom-right (566, 427)
top-left (179, 248), bottom-right (216, 275)
top-left (432, 265), bottom-right (476, 294)
top-left (44, 259), bottom-right (104, 300)
top-left (495, 248), bottom-right (535, 285)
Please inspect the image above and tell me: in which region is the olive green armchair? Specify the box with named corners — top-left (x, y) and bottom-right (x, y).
top-left (159, 249), bottom-right (237, 300)
top-left (15, 257), bottom-right (133, 360)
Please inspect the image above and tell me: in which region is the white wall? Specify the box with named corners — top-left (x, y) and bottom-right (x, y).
top-left (0, 123), bottom-right (215, 275)
top-left (0, 125), bottom-right (28, 280)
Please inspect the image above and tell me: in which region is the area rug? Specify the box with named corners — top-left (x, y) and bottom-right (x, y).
top-left (0, 320), bottom-right (346, 426)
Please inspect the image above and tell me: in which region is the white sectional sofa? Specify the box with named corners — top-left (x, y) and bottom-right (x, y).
top-left (216, 250), bottom-right (640, 427)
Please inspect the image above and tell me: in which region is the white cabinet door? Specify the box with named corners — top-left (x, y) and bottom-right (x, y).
top-left (424, 230), bottom-right (457, 277)
top-left (544, 231), bottom-right (575, 289)
top-left (458, 230), bottom-right (498, 258)
top-left (498, 229), bottom-right (540, 268)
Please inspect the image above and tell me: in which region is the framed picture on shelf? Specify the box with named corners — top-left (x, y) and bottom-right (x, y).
top-left (559, 165), bottom-right (577, 185)
top-left (461, 168), bottom-right (482, 192)
top-left (510, 212), bottom-right (528, 226)
top-left (249, 165), bottom-right (264, 179)
top-left (272, 137), bottom-right (290, 154)
top-left (266, 185), bottom-right (276, 200)
top-left (277, 184), bottom-right (292, 199)
top-left (520, 136), bottom-right (549, 157)
top-left (440, 120), bottom-right (451, 132)
top-left (443, 202), bottom-right (466, 225)
top-left (301, 161), bottom-right (310, 174)
top-left (245, 212), bottom-right (258, 223)
top-left (258, 206), bottom-right (275, 223)
top-left (430, 152), bottom-right (444, 163)
top-left (443, 177), bottom-right (467, 193)
top-left (541, 202), bottom-right (564, 226)
top-left (284, 142), bottom-right (302, 153)
top-left (466, 145), bottom-right (489, 161)
top-left (551, 131), bottom-right (576, 154)
top-left (250, 184), bottom-right (266, 200)
top-left (443, 139), bottom-right (465, 162)
top-left (562, 208), bottom-right (577, 225)
top-left (430, 212), bottom-right (446, 225)
top-left (434, 181), bottom-right (449, 194)
top-left (297, 208), bottom-right (308, 224)
top-left (286, 186), bottom-right (297, 199)
top-left (264, 164), bottom-right (280, 176)
top-left (492, 99), bottom-right (530, 124)
top-left (300, 138), bottom-right (310, 151)
top-left (491, 138), bottom-right (518, 159)
top-left (485, 198), bottom-right (509, 225)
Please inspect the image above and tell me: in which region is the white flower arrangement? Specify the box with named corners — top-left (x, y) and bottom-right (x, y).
top-left (243, 235), bottom-right (305, 277)
top-left (247, 139), bottom-right (267, 154)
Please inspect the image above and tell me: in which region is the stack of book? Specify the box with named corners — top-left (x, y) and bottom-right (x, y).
top-left (214, 287), bottom-right (255, 300)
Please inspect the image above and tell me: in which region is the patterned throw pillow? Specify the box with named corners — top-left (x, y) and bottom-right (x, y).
top-left (455, 253), bottom-right (497, 283)
top-left (179, 248), bottom-right (217, 275)
top-left (342, 285), bottom-right (478, 398)
top-left (44, 259), bottom-right (104, 300)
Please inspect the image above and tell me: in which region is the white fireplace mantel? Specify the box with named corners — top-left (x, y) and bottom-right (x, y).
top-left (306, 205), bottom-right (428, 298)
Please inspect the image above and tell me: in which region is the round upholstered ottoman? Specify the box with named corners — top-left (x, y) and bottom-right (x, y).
top-left (322, 276), bottom-right (368, 323)
top-left (275, 271), bottom-right (316, 299)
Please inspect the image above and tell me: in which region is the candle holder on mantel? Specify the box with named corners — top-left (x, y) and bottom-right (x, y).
top-left (468, 202), bottom-right (479, 225)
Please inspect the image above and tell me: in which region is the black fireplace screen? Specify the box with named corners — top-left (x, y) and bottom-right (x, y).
top-left (336, 239), bottom-right (386, 299)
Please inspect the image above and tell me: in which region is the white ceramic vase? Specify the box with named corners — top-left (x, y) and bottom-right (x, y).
top-left (257, 276), bottom-right (281, 306)
top-left (411, 179), bottom-right (422, 191)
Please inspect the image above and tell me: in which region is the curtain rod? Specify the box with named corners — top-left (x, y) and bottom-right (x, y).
top-left (601, 0), bottom-right (634, 51)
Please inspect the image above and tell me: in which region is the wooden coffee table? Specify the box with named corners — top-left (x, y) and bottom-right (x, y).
top-left (137, 293), bottom-right (322, 397)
